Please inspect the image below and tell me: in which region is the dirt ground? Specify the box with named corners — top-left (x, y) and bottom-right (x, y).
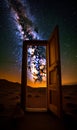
top-left (0, 80), bottom-right (77, 130)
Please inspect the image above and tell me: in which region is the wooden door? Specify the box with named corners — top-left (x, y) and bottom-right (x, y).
top-left (47, 26), bottom-right (62, 118)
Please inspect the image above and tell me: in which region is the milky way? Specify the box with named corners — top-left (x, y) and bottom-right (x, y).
top-left (7, 0), bottom-right (46, 83)
top-left (27, 45), bottom-right (46, 83)
top-left (8, 0), bottom-right (40, 40)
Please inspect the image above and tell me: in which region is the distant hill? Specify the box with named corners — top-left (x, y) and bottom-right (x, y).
top-left (26, 85), bottom-right (47, 93)
top-left (63, 84), bottom-right (77, 88)
top-left (0, 79), bottom-right (21, 88)
top-left (0, 79), bottom-right (77, 89)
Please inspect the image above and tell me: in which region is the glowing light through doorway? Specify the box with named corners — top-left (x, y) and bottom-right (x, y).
top-left (27, 45), bottom-right (46, 88)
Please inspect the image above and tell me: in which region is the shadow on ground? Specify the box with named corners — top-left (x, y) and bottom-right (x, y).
top-left (0, 104), bottom-right (77, 130)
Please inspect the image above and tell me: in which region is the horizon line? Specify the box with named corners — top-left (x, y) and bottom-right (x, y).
top-left (0, 78), bottom-right (77, 86)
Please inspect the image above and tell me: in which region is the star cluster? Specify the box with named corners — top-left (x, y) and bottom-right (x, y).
top-left (27, 45), bottom-right (46, 84)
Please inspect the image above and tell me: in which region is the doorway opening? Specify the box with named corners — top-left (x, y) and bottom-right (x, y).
top-left (26, 44), bottom-right (47, 111)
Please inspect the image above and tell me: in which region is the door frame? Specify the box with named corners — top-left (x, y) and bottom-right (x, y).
top-left (21, 40), bottom-right (48, 111)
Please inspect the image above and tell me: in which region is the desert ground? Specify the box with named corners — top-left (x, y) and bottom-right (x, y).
top-left (0, 79), bottom-right (77, 129)
top-left (0, 79), bottom-right (77, 116)
top-left (62, 85), bottom-right (77, 119)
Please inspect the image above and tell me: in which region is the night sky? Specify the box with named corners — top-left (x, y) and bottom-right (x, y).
top-left (0, 0), bottom-right (77, 85)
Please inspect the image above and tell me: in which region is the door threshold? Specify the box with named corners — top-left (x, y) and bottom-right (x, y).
top-left (26, 108), bottom-right (47, 112)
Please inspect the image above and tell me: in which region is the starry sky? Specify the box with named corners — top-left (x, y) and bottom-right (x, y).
top-left (0, 0), bottom-right (77, 85)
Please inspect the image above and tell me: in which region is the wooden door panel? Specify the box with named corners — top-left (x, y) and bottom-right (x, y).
top-left (47, 26), bottom-right (62, 118)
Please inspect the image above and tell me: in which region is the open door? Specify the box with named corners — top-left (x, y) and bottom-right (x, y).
top-left (47, 26), bottom-right (62, 118)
